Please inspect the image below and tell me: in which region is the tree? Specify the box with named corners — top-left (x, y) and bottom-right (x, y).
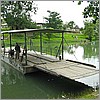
top-left (78, 1), bottom-right (99, 24)
top-left (43, 10), bottom-right (63, 29)
top-left (67, 21), bottom-right (76, 29)
top-left (63, 21), bottom-right (79, 31)
top-left (93, 19), bottom-right (99, 39)
top-left (62, 22), bottom-right (69, 30)
top-left (77, 1), bottom-right (99, 41)
top-left (1, 1), bottom-right (38, 29)
top-left (82, 20), bottom-right (99, 41)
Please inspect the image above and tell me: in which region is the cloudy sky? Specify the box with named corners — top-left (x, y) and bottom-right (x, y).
top-left (31, 1), bottom-right (89, 28)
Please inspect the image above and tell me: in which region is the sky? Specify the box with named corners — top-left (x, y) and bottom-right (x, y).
top-left (31, 1), bottom-right (89, 28)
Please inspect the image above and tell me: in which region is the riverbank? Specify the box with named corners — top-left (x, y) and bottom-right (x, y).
top-left (78, 89), bottom-right (99, 99)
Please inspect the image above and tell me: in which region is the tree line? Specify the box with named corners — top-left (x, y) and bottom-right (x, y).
top-left (1, 1), bottom-right (99, 41)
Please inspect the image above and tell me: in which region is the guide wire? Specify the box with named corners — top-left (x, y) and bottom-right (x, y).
top-left (63, 37), bottom-right (78, 60)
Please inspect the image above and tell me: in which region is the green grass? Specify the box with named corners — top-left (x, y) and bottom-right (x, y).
top-left (78, 89), bottom-right (99, 99)
top-left (2, 33), bottom-right (87, 56)
top-left (57, 89), bottom-right (99, 99)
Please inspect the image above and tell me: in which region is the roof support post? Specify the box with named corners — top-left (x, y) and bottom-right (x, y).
top-left (3, 34), bottom-right (5, 55)
top-left (25, 32), bottom-right (27, 65)
top-left (10, 33), bottom-right (12, 50)
top-left (30, 39), bottom-right (32, 50)
top-left (40, 32), bottom-right (42, 54)
top-left (62, 32), bottom-right (64, 60)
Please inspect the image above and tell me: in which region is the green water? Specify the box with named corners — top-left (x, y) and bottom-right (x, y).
top-left (1, 41), bottom-right (99, 99)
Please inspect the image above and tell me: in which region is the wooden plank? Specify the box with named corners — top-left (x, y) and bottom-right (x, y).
top-left (28, 52), bottom-right (59, 62)
top-left (50, 68), bottom-right (99, 79)
top-left (52, 67), bottom-right (93, 76)
top-left (35, 60), bottom-right (99, 80)
top-left (76, 64), bottom-right (96, 70)
top-left (27, 54), bottom-right (47, 64)
top-left (66, 59), bottom-right (96, 68)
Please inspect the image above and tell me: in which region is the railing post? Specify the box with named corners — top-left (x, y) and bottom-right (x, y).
top-left (30, 39), bottom-right (32, 50)
top-left (62, 32), bottom-right (64, 60)
top-left (3, 34), bottom-right (5, 55)
top-left (10, 33), bottom-right (12, 50)
top-left (25, 32), bottom-right (27, 65)
top-left (40, 32), bottom-right (42, 54)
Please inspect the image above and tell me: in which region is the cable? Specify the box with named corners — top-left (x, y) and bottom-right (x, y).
top-left (63, 37), bottom-right (78, 60)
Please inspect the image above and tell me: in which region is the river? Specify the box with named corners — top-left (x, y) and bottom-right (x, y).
top-left (1, 41), bottom-right (99, 99)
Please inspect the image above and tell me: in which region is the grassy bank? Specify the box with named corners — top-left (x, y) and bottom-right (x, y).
top-left (78, 89), bottom-right (99, 99)
top-left (2, 32), bottom-right (86, 44)
top-left (2, 33), bottom-right (87, 47)
top-left (1, 33), bottom-right (88, 57)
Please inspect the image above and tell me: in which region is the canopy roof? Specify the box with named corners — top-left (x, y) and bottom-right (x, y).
top-left (1, 28), bottom-right (77, 34)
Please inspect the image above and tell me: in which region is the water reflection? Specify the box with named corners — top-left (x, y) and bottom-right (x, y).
top-left (83, 42), bottom-right (99, 59)
top-left (1, 61), bottom-right (25, 86)
top-left (64, 41), bottom-right (99, 68)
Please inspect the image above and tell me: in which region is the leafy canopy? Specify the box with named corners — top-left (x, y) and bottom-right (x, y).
top-left (78, 1), bottom-right (99, 24)
top-left (1, 1), bottom-right (38, 29)
top-left (82, 20), bottom-right (99, 41)
top-left (63, 21), bottom-right (79, 30)
top-left (67, 21), bottom-right (76, 29)
top-left (43, 10), bottom-right (63, 29)
top-left (77, 1), bottom-right (99, 41)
